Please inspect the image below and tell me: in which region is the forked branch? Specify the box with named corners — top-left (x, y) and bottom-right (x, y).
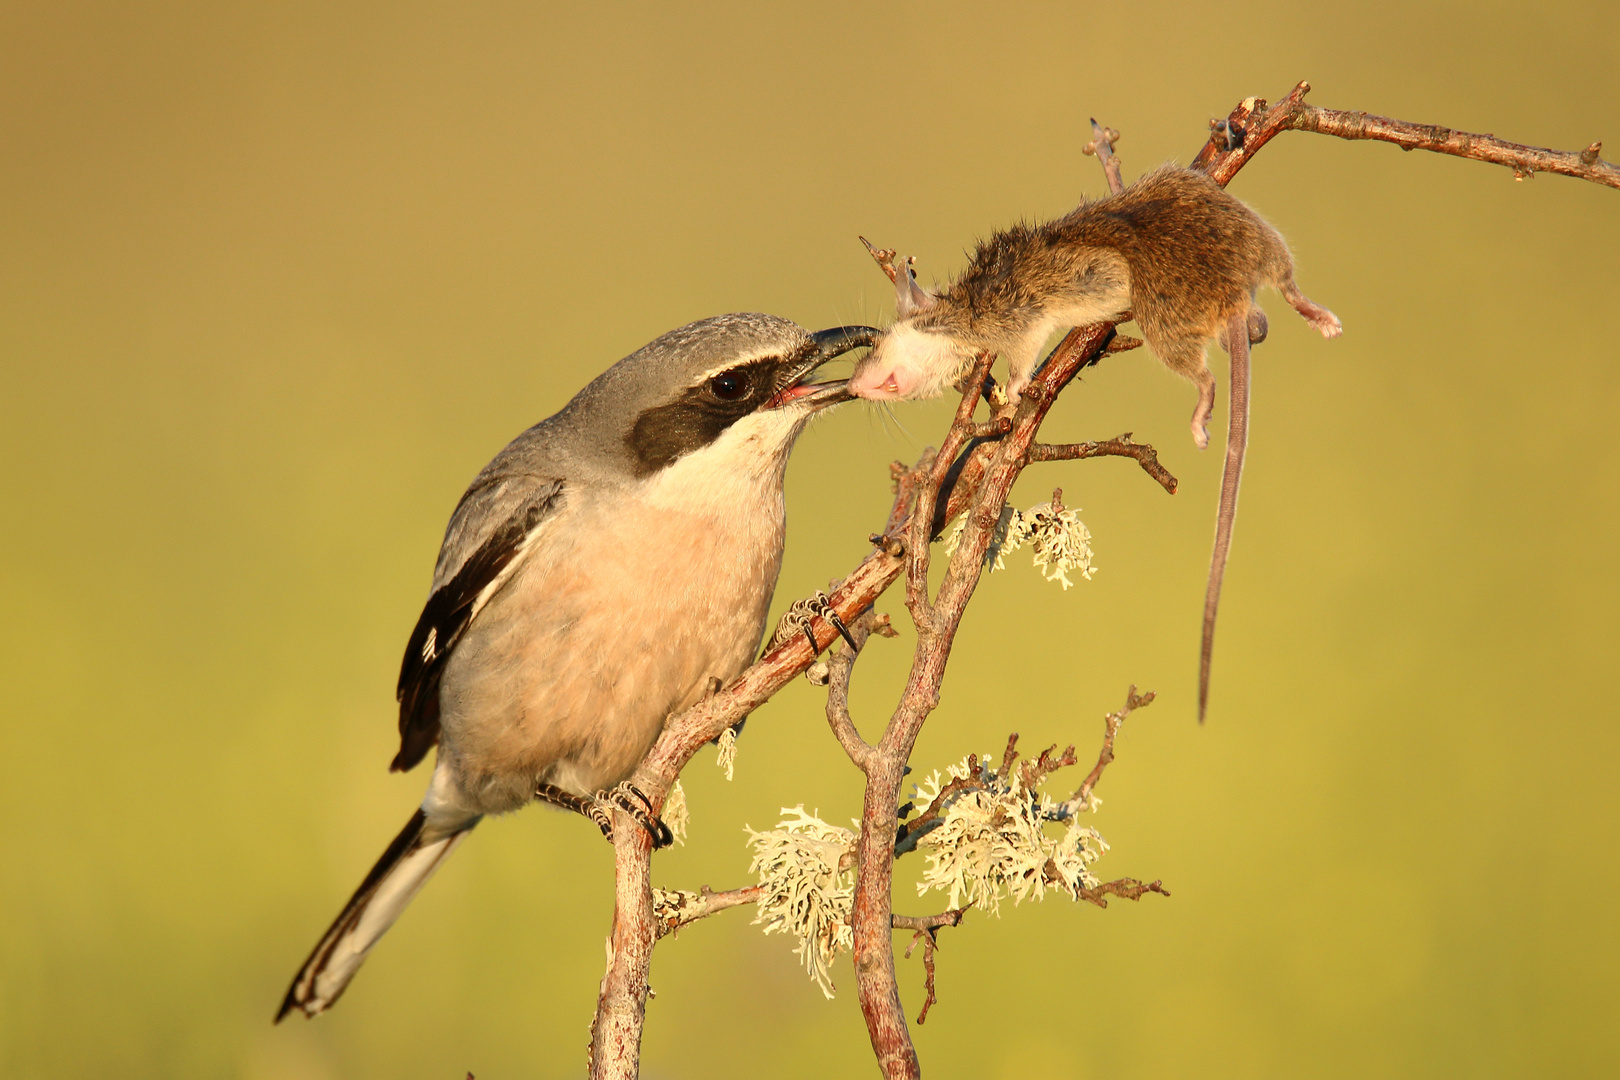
top-left (1029, 434), bottom-right (1179, 494)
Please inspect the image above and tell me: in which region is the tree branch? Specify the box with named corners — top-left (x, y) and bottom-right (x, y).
top-left (896, 908), bottom-right (970, 1026)
top-left (1070, 686), bottom-right (1155, 814)
top-left (1028, 434), bottom-right (1179, 494)
top-left (825, 611), bottom-right (882, 768)
top-left (579, 81), bottom-right (1605, 1077)
top-left (849, 319), bottom-right (1125, 1079)
top-left (588, 823), bottom-right (655, 1080)
top-left (1074, 877), bottom-right (1171, 909)
top-left (892, 756), bottom-right (991, 857)
top-left (890, 909), bottom-right (971, 933)
top-left (1193, 80), bottom-right (1619, 189)
top-left (1018, 742), bottom-right (1079, 794)
top-left (651, 885), bottom-right (766, 939)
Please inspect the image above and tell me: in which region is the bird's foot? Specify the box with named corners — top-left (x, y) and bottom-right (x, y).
top-left (536, 782), bottom-right (614, 838)
top-left (601, 781), bottom-right (675, 850)
top-left (766, 591), bottom-right (856, 654)
top-left (536, 781), bottom-right (670, 848)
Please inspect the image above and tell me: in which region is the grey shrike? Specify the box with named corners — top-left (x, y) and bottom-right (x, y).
top-left (277, 313), bottom-right (876, 1020)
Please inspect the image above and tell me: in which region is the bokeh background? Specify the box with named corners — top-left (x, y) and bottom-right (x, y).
top-left (3, 2), bottom-right (1617, 1077)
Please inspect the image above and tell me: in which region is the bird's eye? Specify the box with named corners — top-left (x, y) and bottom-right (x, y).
top-left (708, 370), bottom-right (750, 401)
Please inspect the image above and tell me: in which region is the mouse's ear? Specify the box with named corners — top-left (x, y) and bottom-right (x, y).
top-left (896, 255), bottom-right (937, 318)
top-left (859, 236), bottom-right (938, 319)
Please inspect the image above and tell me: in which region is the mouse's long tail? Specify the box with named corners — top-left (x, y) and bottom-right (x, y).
top-left (1200, 309), bottom-right (1252, 722)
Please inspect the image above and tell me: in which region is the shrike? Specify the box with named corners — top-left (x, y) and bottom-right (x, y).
top-left (278, 313), bottom-right (875, 1020)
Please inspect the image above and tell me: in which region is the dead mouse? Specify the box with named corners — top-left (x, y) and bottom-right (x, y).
top-left (848, 165), bottom-right (1341, 720)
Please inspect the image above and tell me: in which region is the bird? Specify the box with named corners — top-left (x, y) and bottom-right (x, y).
top-left (277, 313), bottom-right (877, 1021)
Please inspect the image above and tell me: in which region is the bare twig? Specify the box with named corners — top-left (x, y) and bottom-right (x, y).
top-left (891, 908), bottom-right (971, 934)
top-left (912, 932), bottom-right (939, 1024)
top-left (996, 733), bottom-right (1021, 782)
top-left (1018, 742), bottom-right (1079, 793)
top-left (826, 611), bottom-right (880, 768)
top-left (963, 416), bottom-right (1014, 439)
top-left (1074, 877), bottom-right (1171, 909)
top-left (1193, 80), bottom-right (1620, 189)
top-left (1071, 686), bottom-right (1155, 813)
top-left (895, 909), bottom-right (968, 1025)
top-left (652, 885), bottom-right (766, 939)
top-left (1028, 434), bottom-right (1179, 494)
top-left (902, 351), bottom-right (999, 631)
top-left (1084, 118), bottom-right (1126, 195)
top-left (892, 757), bottom-right (991, 857)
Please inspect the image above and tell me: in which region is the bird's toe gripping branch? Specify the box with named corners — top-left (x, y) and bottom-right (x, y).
top-left (604, 781), bottom-right (675, 849)
top-left (768, 590), bottom-right (858, 655)
top-left (536, 780), bottom-right (675, 850)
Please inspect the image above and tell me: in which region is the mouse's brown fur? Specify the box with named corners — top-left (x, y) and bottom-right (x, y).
top-left (849, 166), bottom-right (1341, 721)
top-left (853, 166), bottom-right (1339, 444)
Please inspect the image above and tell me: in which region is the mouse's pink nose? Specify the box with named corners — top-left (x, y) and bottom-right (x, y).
top-left (848, 364), bottom-right (905, 400)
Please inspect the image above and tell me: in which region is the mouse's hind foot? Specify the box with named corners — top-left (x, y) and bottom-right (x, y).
top-left (1278, 279), bottom-right (1342, 338)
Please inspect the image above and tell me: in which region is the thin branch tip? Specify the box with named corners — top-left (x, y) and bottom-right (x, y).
top-left (1196, 82), bottom-right (1620, 189)
top-left (1077, 877), bottom-right (1171, 908)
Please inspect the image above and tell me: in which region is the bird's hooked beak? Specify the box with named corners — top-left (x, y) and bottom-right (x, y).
top-left (765, 325), bottom-right (881, 410)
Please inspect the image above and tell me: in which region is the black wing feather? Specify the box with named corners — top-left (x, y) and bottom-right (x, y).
top-left (391, 482), bottom-right (563, 772)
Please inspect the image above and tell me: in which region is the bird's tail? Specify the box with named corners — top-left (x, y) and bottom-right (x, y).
top-left (277, 807), bottom-right (476, 1021)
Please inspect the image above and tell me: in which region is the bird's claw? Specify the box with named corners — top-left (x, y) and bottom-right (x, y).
top-left (768, 591), bottom-right (856, 654)
top-left (536, 781), bottom-right (672, 849)
top-left (602, 781), bottom-right (674, 850)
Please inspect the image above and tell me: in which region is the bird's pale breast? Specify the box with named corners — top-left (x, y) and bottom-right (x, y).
top-left (435, 485), bottom-right (785, 814)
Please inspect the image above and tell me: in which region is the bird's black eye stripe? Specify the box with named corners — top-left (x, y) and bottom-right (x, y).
top-left (625, 356), bottom-right (795, 475)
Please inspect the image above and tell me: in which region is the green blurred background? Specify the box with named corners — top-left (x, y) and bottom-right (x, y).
top-left (3, 2), bottom-right (1616, 1077)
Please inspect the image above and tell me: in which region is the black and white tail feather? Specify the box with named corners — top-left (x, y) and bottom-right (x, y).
top-left (277, 805), bottom-right (478, 1020)
top-left (277, 480), bottom-right (559, 1021)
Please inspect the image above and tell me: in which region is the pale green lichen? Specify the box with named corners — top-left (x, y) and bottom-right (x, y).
top-left (911, 758), bottom-right (1108, 915)
top-left (716, 726), bottom-right (739, 781)
top-left (744, 806), bottom-right (855, 998)
top-left (1023, 498), bottom-right (1095, 589)
top-left (662, 779), bottom-right (690, 846)
top-left (942, 495), bottom-right (1095, 589)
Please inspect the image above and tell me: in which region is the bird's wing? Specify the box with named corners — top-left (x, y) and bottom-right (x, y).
top-left (390, 472), bottom-right (565, 772)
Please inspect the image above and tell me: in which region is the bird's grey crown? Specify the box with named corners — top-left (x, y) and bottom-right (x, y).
top-left (442, 314), bottom-right (815, 526)
top-left (468, 313), bottom-right (818, 487)
top-left (573, 313), bottom-right (821, 473)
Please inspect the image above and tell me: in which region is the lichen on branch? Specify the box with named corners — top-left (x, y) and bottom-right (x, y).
top-left (941, 488), bottom-right (1096, 588)
top-left (909, 753), bottom-right (1110, 914)
top-left (745, 807), bottom-right (856, 998)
